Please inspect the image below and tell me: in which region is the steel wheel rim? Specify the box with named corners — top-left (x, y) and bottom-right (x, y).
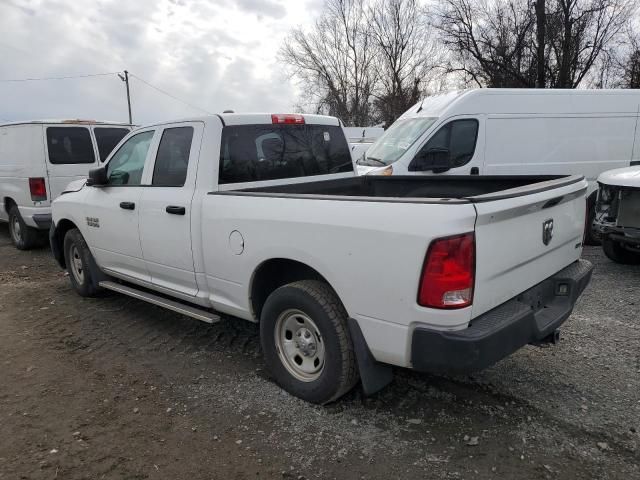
top-left (70, 245), bottom-right (84, 284)
top-left (274, 309), bottom-right (325, 382)
top-left (10, 216), bottom-right (22, 244)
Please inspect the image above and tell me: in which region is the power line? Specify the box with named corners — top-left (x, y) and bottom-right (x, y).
top-left (128, 73), bottom-right (213, 115)
top-left (0, 72), bottom-right (119, 83)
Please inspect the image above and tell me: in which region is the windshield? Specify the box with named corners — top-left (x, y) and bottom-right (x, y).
top-left (358, 117), bottom-right (437, 167)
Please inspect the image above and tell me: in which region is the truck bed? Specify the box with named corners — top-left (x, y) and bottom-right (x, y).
top-left (222, 175), bottom-right (583, 202)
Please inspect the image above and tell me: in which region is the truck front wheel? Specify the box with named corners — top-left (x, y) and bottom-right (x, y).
top-left (260, 280), bottom-right (359, 404)
top-left (602, 235), bottom-right (640, 265)
top-left (63, 228), bottom-right (103, 297)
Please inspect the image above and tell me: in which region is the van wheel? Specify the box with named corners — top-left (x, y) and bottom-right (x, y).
top-left (260, 280), bottom-right (359, 404)
top-left (8, 205), bottom-right (40, 250)
top-left (63, 228), bottom-right (102, 296)
top-left (602, 235), bottom-right (640, 265)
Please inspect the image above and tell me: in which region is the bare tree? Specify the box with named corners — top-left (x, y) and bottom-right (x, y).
top-left (281, 0), bottom-right (443, 126)
top-left (546, 0), bottom-right (631, 87)
top-left (435, 0), bottom-right (537, 87)
top-left (619, 29), bottom-right (640, 87)
top-left (368, 0), bottom-right (443, 126)
top-left (435, 0), bottom-right (633, 89)
top-left (280, 0), bottom-right (376, 126)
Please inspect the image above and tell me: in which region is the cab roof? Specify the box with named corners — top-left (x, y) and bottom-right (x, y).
top-left (136, 113), bottom-right (341, 130)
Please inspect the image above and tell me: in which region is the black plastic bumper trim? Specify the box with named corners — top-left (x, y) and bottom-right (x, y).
top-left (411, 259), bottom-right (593, 374)
top-left (32, 213), bottom-right (52, 229)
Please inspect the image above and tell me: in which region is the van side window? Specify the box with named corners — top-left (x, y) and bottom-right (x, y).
top-left (106, 131), bottom-right (154, 186)
top-left (412, 119), bottom-right (479, 170)
top-left (46, 127), bottom-right (95, 164)
top-left (94, 128), bottom-right (130, 162)
top-left (152, 127), bottom-right (194, 187)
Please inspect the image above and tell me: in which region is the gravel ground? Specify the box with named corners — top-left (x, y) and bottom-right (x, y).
top-left (0, 222), bottom-right (638, 479)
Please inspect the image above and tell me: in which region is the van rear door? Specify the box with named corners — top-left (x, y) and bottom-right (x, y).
top-left (470, 176), bottom-right (588, 318)
top-left (44, 125), bottom-right (99, 199)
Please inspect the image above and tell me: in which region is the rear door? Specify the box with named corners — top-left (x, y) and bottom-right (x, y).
top-left (138, 122), bottom-right (203, 296)
top-left (92, 126), bottom-right (131, 163)
top-left (44, 125), bottom-right (99, 199)
top-left (471, 177), bottom-right (588, 318)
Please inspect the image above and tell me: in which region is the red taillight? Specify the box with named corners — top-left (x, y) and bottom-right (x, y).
top-left (271, 114), bottom-right (305, 125)
top-left (418, 233), bottom-right (475, 309)
top-left (29, 177), bottom-right (47, 201)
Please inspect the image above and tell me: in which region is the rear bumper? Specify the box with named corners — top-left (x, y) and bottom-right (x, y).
top-left (410, 259), bottom-right (593, 374)
top-left (18, 206), bottom-right (52, 229)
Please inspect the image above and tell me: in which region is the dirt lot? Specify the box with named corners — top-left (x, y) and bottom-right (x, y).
top-left (0, 223), bottom-right (638, 480)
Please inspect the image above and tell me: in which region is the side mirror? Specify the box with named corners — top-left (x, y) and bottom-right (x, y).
top-left (86, 166), bottom-right (108, 186)
top-left (410, 147), bottom-right (451, 173)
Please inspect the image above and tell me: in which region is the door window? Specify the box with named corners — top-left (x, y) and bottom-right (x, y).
top-left (106, 131), bottom-right (154, 186)
top-left (46, 127), bottom-right (95, 164)
top-left (411, 119), bottom-right (479, 170)
top-left (152, 127), bottom-right (194, 187)
top-left (94, 127), bottom-right (130, 162)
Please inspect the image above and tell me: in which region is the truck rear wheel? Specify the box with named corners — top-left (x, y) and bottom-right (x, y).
top-left (8, 205), bottom-right (41, 250)
top-left (602, 235), bottom-right (640, 265)
top-left (260, 280), bottom-right (359, 404)
top-left (63, 228), bottom-right (103, 297)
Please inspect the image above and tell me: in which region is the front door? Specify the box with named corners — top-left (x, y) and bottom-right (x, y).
top-left (81, 129), bottom-right (157, 282)
top-left (138, 123), bottom-right (202, 296)
top-left (407, 116), bottom-right (484, 176)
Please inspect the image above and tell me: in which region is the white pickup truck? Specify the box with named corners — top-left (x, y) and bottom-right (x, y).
top-left (50, 113), bottom-right (593, 403)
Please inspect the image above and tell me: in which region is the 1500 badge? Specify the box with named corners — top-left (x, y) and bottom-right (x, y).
top-left (86, 217), bottom-right (100, 228)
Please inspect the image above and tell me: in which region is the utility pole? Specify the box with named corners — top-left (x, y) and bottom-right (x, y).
top-left (118, 70), bottom-right (132, 124)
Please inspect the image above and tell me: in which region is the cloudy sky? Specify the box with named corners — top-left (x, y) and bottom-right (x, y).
top-left (0, 0), bottom-right (321, 124)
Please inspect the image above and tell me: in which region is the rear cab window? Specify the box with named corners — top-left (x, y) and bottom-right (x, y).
top-left (94, 127), bottom-right (130, 162)
top-left (46, 127), bottom-right (95, 164)
top-left (219, 124), bottom-right (352, 184)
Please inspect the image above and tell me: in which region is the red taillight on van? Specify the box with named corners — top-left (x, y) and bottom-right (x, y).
top-left (29, 177), bottom-right (47, 201)
top-left (418, 233), bottom-right (475, 309)
top-left (271, 114), bottom-right (305, 125)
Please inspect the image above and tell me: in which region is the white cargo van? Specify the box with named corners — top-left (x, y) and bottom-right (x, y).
top-left (357, 89), bottom-right (640, 244)
top-left (345, 126), bottom-right (385, 162)
top-left (0, 120), bottom-right (131, 249)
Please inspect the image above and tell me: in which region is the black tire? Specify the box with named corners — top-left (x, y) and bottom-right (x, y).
top-left (63, 228), bottom-right (102, 297)
top-left (8, 205), bottom-right (41, 250)
top-left (584, 196), bottom-right (601, 246)
top-left (260, 280), bottom-right (359, 404)
top-left (602, 235), bottom-right (640, 265)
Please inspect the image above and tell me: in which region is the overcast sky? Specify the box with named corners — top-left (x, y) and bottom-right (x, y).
top-left (0, 0), bottom-right (320, 124)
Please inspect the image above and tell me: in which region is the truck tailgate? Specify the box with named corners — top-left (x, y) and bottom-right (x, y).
top-left (471, 176), bottom-right (588, 318)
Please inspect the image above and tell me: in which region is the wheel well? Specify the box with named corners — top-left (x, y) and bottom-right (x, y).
top-left (3, 197), bottom-right (16, 214)
top-left (52, 219), bottom-right (78, 268)
top-left (250, 259), bottom-right (336, 321)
